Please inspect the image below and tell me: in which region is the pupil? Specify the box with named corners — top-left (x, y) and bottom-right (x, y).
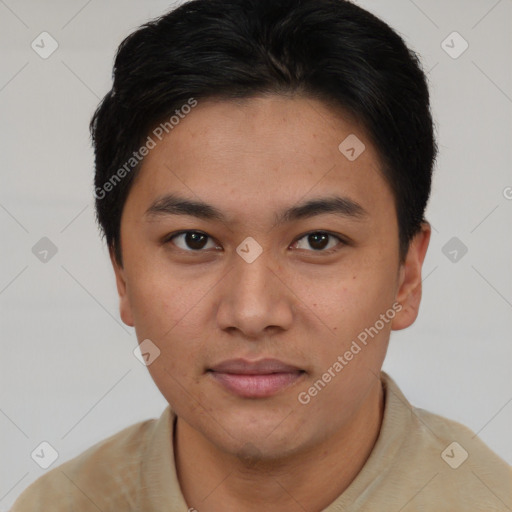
top-left (309, 233), bottom-right (328, 250)
top-left (186, 232), bottom-right (207, 250)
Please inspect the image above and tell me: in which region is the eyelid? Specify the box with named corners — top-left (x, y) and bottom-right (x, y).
top-left (292, 230), bottom-right (347, 253)
top-left (164, 230), bottom-right (221, 251)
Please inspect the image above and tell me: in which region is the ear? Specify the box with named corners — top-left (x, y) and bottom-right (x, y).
top-left (109, 246), bottom-right (135, 327)
top-left (391, 222), bottom-right (431, 331)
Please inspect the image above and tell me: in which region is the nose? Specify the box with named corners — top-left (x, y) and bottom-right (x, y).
top-left (216, 251), bottom-right (294, 339)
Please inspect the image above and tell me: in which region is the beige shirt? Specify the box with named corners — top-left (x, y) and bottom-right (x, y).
top-left (11, 372), bottom-right (511, 511)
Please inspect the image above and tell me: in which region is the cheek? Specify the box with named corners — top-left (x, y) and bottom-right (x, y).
top-left (130, 274), bottom-right (209, 407)
top-left (125, 267), bottom-right (217, 380)
top-left (125, 261), bottom-right (210, 339)
top-left (294, 266), bottom-right (395, 337)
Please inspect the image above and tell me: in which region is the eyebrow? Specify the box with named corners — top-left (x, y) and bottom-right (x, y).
top-left (144, 193), bottom-right (368, 225)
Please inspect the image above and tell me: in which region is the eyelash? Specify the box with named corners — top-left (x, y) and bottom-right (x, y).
top-left (163, 230), bottom-right (347, 254)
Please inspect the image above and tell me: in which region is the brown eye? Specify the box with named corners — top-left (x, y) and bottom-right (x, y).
top-left (294, 232), bottom-right (344, 252)
top-left (168, 231), bottom-right (218, 251)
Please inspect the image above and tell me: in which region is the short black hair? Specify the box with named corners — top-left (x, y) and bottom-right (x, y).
top-left (90, 0), bottom-right (437, 267)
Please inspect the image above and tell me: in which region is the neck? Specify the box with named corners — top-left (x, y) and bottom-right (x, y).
top-left (174, 378), bottom-right (384, 512)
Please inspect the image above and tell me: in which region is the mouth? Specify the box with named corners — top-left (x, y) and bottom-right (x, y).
top-left (207, 358), bottom-right (306, 398)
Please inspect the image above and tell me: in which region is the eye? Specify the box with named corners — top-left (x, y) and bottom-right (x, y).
top-left (165, 230), bottom-right (346, 254)
top-left (166, 231), bottom-right (220, 251)
top-left (292, 231), bottom-right (345, 253)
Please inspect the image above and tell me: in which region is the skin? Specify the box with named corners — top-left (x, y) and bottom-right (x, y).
top-left (111, 95), bottom-right (431, 512)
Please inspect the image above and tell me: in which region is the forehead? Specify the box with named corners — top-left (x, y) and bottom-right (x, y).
top-left (124, 95), bottom-right (394, 225)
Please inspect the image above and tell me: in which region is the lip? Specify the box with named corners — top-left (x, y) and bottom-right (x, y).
top-left (207, 358), bottom-right (305, 398)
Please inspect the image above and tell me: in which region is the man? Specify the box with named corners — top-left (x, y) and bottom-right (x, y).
top-left (11, 0), bottom-right (511, 510)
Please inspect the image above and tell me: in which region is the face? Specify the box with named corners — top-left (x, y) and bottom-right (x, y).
top-left (112, 95), bottom-right (429, 460)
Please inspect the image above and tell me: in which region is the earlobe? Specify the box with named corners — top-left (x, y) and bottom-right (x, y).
top-left (109, 247), bottom-right (135, 327)
top-left (391, 222), bottom-right (431, 331)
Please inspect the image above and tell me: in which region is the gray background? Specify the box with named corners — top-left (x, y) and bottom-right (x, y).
top-left (1, 0), bottom-right (511, 508)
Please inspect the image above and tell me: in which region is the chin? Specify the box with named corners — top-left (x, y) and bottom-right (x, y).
top-left (204, 413), bottom-right (309, 462)
top-left (231, 436), bottom-right (301, 466)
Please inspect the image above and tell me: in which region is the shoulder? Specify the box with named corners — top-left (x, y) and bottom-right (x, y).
top-left (10, 414), bottom-right (161, 512)
top-left (411, 407), bottom-right (511, 510)
top-left (382, 374), bottom-right (511, 510)
top-left (411, 403), bottom-right (509, 471)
